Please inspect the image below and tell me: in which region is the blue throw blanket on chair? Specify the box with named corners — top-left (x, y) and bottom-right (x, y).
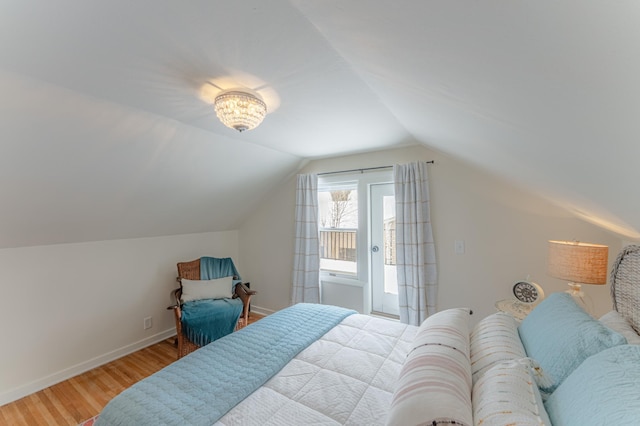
top-left (200, 256), bottom-right (240, 281)
top-left (181, 257), bottom-right (243, 346)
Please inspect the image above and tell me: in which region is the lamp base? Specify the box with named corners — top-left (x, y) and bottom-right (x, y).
top-left (565, 282), bottom-right (594, 316)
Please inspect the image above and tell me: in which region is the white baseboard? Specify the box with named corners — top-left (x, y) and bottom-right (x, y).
top-left (1, 308), bottom-right (281, 406)
top-left (0, 328), bottom-right (176, 407)
top-left (250, 305), bottom-right (276, 316)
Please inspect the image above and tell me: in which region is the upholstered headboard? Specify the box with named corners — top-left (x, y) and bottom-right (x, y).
top-left (610, 245), bottom-right (640, 333)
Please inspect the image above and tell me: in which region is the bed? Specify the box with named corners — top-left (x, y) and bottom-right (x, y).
top-left (96, 246), bottom-right (640, 425)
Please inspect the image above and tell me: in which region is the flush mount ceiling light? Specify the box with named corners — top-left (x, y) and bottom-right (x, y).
top-left (214, 90), bottom-right (267, 132)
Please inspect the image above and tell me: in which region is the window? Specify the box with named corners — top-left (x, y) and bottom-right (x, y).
top-left (318, 181), bottom-right (358, 276)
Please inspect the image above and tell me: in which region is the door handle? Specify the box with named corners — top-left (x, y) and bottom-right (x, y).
top-left (372, 245), bottom-right (380, 253)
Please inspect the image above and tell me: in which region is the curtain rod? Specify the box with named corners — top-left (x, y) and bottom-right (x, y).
top-left (317, 161), bottom-right (434, 176)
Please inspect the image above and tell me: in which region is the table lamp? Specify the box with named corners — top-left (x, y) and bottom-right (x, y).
top-left (547, 240), bottom-right (608, 314)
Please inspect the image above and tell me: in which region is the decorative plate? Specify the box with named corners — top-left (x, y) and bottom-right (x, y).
top-left (512, 281), bottom-right (544, 304)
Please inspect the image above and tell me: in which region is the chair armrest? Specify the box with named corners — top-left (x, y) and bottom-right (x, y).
top-left (236, 282), bottom-right (257, 296)
top-left (234, 283), bottom-right (255, 305)
top-left (168, 288), bottom-right (182, 309)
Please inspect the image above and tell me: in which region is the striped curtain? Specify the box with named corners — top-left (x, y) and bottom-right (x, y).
top-left (291, 173), bottom-right (320, 304)
top-left (394, 162), bottom-right (437, 325)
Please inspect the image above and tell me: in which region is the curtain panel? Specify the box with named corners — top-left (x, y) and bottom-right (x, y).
top-left (394, 162), bottom-right (437, 325)
top-left (291, 173), bottom-right (320, 304)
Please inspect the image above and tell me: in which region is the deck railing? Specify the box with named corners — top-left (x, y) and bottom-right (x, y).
top-left (320, 226), bottom-right (396, 265)
top-left (319, 229), bottom-right (357, 262)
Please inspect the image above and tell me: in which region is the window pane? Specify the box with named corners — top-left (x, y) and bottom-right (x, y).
top-left (319, 187), bottom-right (358, 275)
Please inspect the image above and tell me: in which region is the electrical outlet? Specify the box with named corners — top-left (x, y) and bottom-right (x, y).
top-left (143, 316), bottom-right (152, 330)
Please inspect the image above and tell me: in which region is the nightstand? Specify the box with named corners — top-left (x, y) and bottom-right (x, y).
top-left (495, 299), bottom-right (533, 321)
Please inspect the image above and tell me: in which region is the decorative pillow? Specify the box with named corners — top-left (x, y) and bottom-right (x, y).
top-left (470, 312), bottom-right (527, 384)
top-left (412, 307), bottom-right (472, 352)
top-left (518, 292), bottom-right (626, 395)
top-left (599, 310), bottom-right (640, 344)
top-left (180, 276), bottom-right (234, 302)
top-left (544, 345), bottom-right (640, 425)
top-left (473, 359), bottom-right (552, 426)
top-left (387, 308), bottom-right (473, 426)
top-left (387, 344), bottom-right (472, 426)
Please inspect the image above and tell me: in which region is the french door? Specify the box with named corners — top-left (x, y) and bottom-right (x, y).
top-left (370, 183), bottom-right (399, 316)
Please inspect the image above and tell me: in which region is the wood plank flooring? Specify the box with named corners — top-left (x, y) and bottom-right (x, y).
top-left (0, 313), bottom-right (264, 426)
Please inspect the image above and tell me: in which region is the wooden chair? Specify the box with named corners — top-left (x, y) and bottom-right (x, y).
top-left (167, 258), bottom-right (256, 358)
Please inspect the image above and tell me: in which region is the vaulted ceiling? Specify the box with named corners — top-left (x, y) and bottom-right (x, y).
top-left (1, 0), bottom-right (638, 248)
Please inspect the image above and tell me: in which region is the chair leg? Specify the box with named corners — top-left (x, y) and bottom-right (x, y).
top-left (240, 302), bottom-right (250, 329)
top-left (236, 316), bottom-right (246, 330)
top-left (177, 335), bottom-right (200, 359)
top-left (177, 334), bottom-right (184, 359)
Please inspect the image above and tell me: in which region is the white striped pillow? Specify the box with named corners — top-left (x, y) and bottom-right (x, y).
top-left (387, 308), bottom-right (472, 426)
top-left (473, 359), bottom-right (551, 426)
top-left (388, 344), bottom-right (472, 426)
top-left (470, 312), bottom-right (526, 384)
top-left (412, 307), bottom-right (472, 353)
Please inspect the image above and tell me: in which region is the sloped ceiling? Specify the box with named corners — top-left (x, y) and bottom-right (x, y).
top-left (1, 0), bottom-right (638, 248)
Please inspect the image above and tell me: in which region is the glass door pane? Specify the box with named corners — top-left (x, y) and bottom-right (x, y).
top-left (371, 183), bottom-right (399, 316)
top-left (382, 194), bottom-right (398, 295)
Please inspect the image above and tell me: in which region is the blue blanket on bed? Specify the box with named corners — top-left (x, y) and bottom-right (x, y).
top-left (96, 303), bottom-right (355, 426)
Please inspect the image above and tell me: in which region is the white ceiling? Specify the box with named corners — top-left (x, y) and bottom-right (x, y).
top-left (1, 0), bottom-right (639, 248)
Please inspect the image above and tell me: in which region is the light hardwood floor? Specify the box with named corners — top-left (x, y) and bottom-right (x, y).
top-left (0, 314), bottom-right (264, 426)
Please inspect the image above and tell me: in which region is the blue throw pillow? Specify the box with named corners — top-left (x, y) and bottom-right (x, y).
top-left (544, 345), bottom-right (640, 425)
top-left (518, 292), bottom-right (626, 395)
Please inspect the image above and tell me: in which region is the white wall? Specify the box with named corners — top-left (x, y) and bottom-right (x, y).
top-left (239, 145), bottom-right (623, 320)
top-left (239, 174), bottom-right (297, 314)
top-left (0, 230), bottom-right (238, 405)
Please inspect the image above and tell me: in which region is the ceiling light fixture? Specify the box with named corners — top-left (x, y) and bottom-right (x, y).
top-left (214, 90), bottom-right (267, 132)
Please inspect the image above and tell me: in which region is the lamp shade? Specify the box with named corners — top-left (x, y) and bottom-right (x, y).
top-left (547, 240), bottom-right (608, 285)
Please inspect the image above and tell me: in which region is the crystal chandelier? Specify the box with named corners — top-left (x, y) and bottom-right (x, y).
top-left (214, 90), bottom-right (267, 132)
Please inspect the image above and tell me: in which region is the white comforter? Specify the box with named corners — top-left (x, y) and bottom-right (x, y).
top-left (216, 314), bottom-right (418, 425)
